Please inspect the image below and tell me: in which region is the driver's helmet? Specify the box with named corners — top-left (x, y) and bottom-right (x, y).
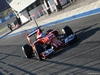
top-left (41, 32), bottom-right (45, 37)
top-left (37, 29), bottom-right (45, 39)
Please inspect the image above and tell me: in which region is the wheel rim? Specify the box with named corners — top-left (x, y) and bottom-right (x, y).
top-left (22, 46), bottom-right (28, 58)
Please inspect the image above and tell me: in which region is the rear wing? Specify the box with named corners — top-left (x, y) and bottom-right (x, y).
top-left (27, 30), bottom-right (37, 37)
top-left (26, 26), bottom-right (42, 44)
top-left (26, 26), bottom-right (41, 37)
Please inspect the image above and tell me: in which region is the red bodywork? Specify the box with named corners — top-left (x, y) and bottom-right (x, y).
top-left (23, 26), bottom-right (77, 59)
top-left (26, 28), bottom-right (64, 52)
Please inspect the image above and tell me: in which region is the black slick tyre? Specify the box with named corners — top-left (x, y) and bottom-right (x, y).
top-left (22, 44), bottom-right (33, 58)
top-left (62, 26), bottom-right (73, 37)
top-left (34, 44), bottom-right (45, 60)
top-left (62, 26), bottom-right (78, 44)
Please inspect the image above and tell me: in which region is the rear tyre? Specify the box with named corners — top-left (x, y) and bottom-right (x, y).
top-left (34, 44), bottom-right (45, 60)
top-left (22, 44), bottom-right (33, 58)
top-left (62, 26), bottom-right (73, 37)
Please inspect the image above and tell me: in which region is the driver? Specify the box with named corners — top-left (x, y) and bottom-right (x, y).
top-left (36, 28), bottom-right (45, 39)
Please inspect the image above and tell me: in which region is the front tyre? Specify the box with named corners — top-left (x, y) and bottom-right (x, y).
top-left (62, 26), bottom-right (78, 44)
top-left (62, 26), bottom-right (73, 37)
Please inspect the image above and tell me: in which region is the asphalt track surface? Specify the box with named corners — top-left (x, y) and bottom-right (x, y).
top-left (0, 13), bottom-right (100, 75)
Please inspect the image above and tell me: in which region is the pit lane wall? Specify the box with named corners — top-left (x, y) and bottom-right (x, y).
top-left (0, 13), bottom-right (15, 24)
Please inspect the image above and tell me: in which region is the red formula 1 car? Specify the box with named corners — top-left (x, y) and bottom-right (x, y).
top-left (22, 26), bottom-right (77, 60)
